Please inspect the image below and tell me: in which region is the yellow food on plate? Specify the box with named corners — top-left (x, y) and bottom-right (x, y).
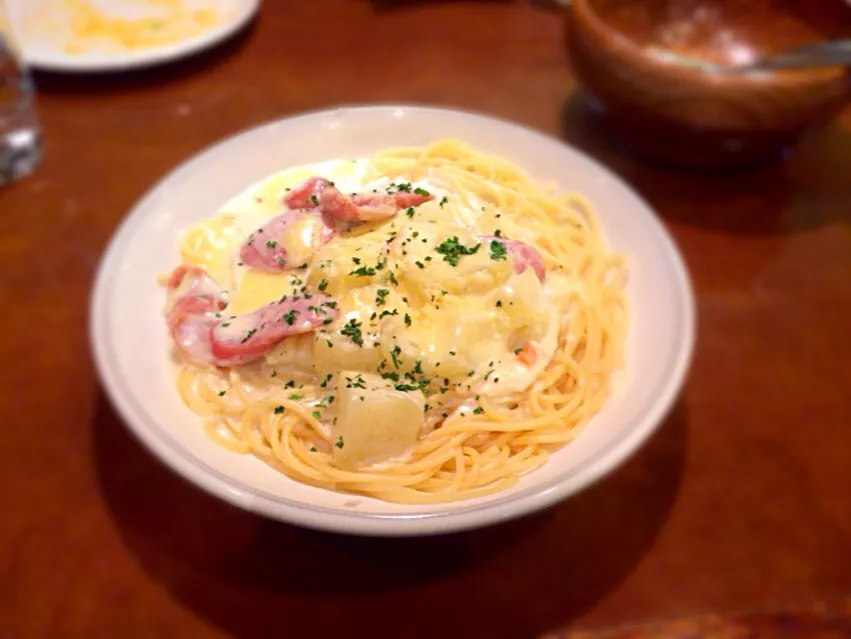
top-left (166, 139), bottom-right (629, 503)
top-left (20, 0), bottom-right (227, 54)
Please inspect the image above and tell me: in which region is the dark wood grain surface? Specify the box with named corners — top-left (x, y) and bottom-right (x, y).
top-left (1, 2), bottom-right (850, 638)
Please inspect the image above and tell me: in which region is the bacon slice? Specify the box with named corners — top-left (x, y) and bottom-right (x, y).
top-left (238, 209), bottom-right (335, 271)
top-left (320, 187), bottom-right (433, 222)
top-left (165, 266), bottom-right (228, 365)
top-left (282, 176), bottom-right (434, 223)
top-left (282, 177), bottom-right (332, 209)
top-left (482, 235), bottom-right (546, 282)
top-left (164, 266), bottom-right (337, 366)
top-left (211, 293), bottom-right (339, 362)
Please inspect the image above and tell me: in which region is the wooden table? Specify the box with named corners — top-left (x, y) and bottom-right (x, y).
top-left (2, 2), bottom-right (850, 637)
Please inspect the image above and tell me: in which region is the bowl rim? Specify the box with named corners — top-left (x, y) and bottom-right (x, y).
top-left (569, 0), bottom-right (848, 87)
top-left (90, 103), bottom-right (697, 537)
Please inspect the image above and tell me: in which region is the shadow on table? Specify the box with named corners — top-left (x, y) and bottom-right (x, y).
top-left (561, 91), bottom-right (851, 236)
top-left (92, 388), bottom-right (688, 639)
top-left (31, 17), bottom-right (257, 95)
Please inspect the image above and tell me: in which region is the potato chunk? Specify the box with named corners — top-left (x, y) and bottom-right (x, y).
top-left (332, 371), bottom-right (425, 468)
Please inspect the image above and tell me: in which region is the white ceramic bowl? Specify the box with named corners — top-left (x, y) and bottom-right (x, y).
top-left (90, 105), bottom-right (695, 537)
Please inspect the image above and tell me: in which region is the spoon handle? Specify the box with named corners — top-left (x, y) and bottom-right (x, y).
top-left (746, 39), bottom-right (851, 71)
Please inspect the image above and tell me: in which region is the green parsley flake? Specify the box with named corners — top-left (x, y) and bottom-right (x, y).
top-left (350, 265), bottom-right (377, 277)
top-left (489, 239), bottom-right (508, 261)
top-left (346, 374), bottom-right (366, 389)
top-left (376, 289), bottom-right (389, 306)
top-left (318, 279), bottom-right (328, 292)
top-left (436, 236), bottom-right (481, 266)
top-left (341, 319), bottom-right (364, 346)
top-left (273, 405), bottom-right (284, 414)
top-left (335, 435), bottom-right (345, 449)
top-left (394, 383), bottom-right (419, 392)
top-left (282, 309), bottom-right (299, 325)
top-left (266, 240), bottom-right (277, 248)
top-left (288, 393), bottom-right (304, 400)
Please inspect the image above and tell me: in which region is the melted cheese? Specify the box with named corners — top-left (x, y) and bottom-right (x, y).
top-left (228, 270), bottom-right (288, 315)
top-left (182, 158), bottom-right (568, 401)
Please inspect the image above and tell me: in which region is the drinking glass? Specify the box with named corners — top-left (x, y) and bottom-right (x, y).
top-left (0, 33), bottom-right (40, 185)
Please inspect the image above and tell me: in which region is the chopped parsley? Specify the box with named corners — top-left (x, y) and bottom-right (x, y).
top-left (312, 410), bottom-right (322, 420)
top-left (439, 196), bottom-right (448, 208)
top-left (317, 279), bottom-right (328, 292)
top-left (405, 207), bottom-right (415, 218)
top-left (394, 383), bottom-right (420, 392)
top-left (273, 405), bottom-right (284, 414)
top-left (266, 240), bottom-right (277, 248)
top-left (388, 271), bottom-right (398, 285)
top-left (350, 265), bottom-right (377, 277)
top-left (379, 309), bottom-right (398, 319)
top-left (435, 236), bottom-right (481, 266)
top-left (414, 187), bottom-right (430, 196)
top-left (489, 239), bottom-right (508, 261)
top-left (341, 319), bottom-right (364, 346)
top-left (375, 289), bottom-right (390, 306)
top-left (320, 373), bottom-right (333, 388)
top-left (217, 390), bottom-right (227, 397)
top-left (404, 313), bottom-right (411, 327)
top-left (388, 182), bottom-right (412, 193)
top-left (473, 406), bottom-right (484, 415)
top-left (390, 345), bottom-right (402, 368)
top-left (288, 393), bottom-right (304, 400)
top-left (309, 194), bottom-right (319, 205)
top-left (282, 309), bottom-right (299, 325)
top-left (240, 328), bottom-right (257, 343)
top-left (414, 260), bottom-right (425, 269)
top-left (335, 435), bottom-right (345, 449)
top-left (346, 374), bottom-right (366, 389)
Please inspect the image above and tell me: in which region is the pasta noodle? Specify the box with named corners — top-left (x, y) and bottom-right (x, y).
top-left (168, 140), bottom-right (628, 504)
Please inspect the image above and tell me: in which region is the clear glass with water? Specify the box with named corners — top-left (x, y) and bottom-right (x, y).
top-left (0, 34), bottom-right (40, 185)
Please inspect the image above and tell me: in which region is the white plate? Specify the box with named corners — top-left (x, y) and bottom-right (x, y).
top-left (90, 105), bottom-right (696, 536)
top-left (4, 0), bottom-right (258, 72)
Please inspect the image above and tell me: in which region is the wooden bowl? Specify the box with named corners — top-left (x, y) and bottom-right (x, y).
top-left (565, 0), bottom-right (851, 168)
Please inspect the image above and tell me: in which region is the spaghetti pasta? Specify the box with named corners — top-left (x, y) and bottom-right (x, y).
top-left (166, 140), bottom-right (628, 503)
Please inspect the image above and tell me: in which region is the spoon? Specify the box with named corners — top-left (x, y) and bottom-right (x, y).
top-left (649, 40), bottom-right (851, 73)
top-left (736, 39), bottom-right (851, 72)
